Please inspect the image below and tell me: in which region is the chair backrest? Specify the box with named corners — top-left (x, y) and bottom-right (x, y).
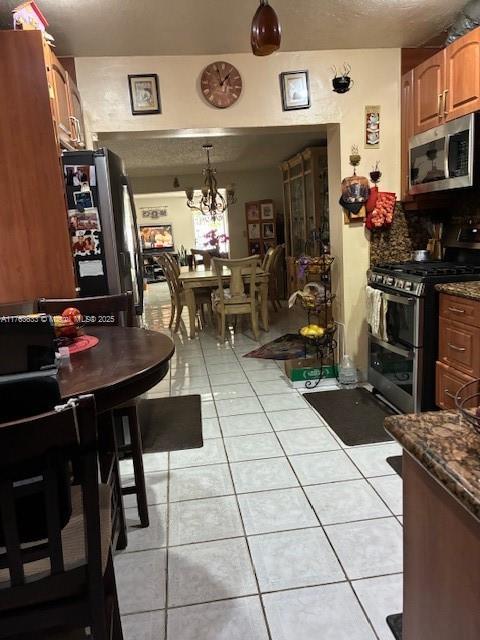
top-left (191, 249), bottom-right (212, 270)
top-left (0, 394), bottom-right (103, 597)
top-left (159, 254), bottom-right (182, 305)
top-left (261, 246), bottom-right (275, 272)
top-left (270, 244), bottom-right (285, 273)
top-left (37, 292), bottom-right (135, 328)
top-left (163, 252), bottom-right (180, 276)
top-left (212, 256), bottom-right (259, 303)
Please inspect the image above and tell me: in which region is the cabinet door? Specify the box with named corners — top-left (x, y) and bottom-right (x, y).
top-left (439, 317), bottom-right (480, 378)
top-left (50, 54), bottom-right (73, 148)
top-left (414, 50), bottom-right (445, 134)
top-left (68, 76), bottom-right (86, 148)
top-left (445, 28), bottom-right (480, 121)
top-left (401, 70), bottom-right (415, 200)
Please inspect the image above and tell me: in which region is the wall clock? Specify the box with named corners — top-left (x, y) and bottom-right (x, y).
top-left (200, 61), bottom-right (242, 109)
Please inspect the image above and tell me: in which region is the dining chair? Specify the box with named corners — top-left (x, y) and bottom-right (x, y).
top-left (212, 256), bottom-right (260, 341)
top-left (268, 244), bottom-right (285, 311)
top-left (37, 293), bottom-right (150, 530)
top-left (0, 394), bottom-right (123, 640)
top-left (261, 246), bottom-right (275, 272)
top-left (159, 255), bottom-right (211, 333)
top-left (191, 248), bottom-right (212, 270)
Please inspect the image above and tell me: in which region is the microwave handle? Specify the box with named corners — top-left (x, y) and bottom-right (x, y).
top-left (445, 133), bottom-right (451, 180)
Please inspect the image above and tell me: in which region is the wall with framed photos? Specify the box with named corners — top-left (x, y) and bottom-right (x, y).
top-left (245, 199), bottom-right (277, 257)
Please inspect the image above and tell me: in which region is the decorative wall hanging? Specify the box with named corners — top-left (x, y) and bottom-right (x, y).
top-left (340, 146), bottom-right (369, 225)
top-left (128, 74), bottom-right (161, 115)
top-left (365, 106), bottom-right (381, 148)
top-left (280, 70), bottom-right (310, 111)
top-left (251, 0), bottom-right (281, 56)
top-left (331, 64), bottom-right (354, 93)
top-left (141, 207), bottom-right (168, 219)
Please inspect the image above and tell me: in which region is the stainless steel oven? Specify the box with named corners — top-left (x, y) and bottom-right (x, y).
top-left (409, 113), bottom-right (475, 195)
top-left (368, 287), bottom-right (424, 414)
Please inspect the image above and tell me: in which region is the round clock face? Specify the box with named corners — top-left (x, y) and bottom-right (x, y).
top-left (201, 61), bottom-right (242, 109)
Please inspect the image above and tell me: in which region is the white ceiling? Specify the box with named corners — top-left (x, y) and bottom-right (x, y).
top-left (0, 0), bottom-right (464, 56)
top-left (99, 128), bottom-right (327, 177)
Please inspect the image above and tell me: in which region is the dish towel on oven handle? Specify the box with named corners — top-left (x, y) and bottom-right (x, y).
top-left (366, 286), bottom-right (389, 342)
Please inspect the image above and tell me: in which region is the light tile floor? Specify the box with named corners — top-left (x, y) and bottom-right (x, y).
top-left (116, 283), bottom-right (403, 640)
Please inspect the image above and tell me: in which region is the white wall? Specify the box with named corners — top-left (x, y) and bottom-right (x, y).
top-left (132, 167), bottom-right (284, 258)
top-left (76, 48), bottom-right (402, 374)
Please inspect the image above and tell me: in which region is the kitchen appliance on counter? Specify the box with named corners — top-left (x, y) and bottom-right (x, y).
top-left (367, 222), bottom-right (480, 413)
top-left (62, 149), bottom-right (143, 314)
top-left (409, 113), bottom-right (478, 195)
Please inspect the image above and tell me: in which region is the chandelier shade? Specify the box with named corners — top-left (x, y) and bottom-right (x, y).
top-left (185, 145), bottom-right (236, 221)
top-left (251, 0), bottom-right (281, 57)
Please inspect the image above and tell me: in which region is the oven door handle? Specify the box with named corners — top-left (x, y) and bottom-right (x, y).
top-left (369, 334), bottom-right (415, 359)
top-left (381, 292), bottom-right (416, 306)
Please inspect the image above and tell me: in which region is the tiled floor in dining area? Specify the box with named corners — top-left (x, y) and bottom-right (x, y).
top-left (117, 283), bottom-right (403, 640)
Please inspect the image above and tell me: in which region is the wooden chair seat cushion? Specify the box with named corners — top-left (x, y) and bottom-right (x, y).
top-left (212, 289), bottom-right (249, 305)
top-left (0, 484), bottom-right (111, 588)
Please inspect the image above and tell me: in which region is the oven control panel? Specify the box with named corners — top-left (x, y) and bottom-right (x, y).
top-left (368, 272), bottom-right (425, 297)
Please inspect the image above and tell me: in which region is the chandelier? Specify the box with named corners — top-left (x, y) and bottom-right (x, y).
top-left (185, 144), bottom-right (236, 221)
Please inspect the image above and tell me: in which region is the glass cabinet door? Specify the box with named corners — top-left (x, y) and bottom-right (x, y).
top-left (290, 176), bottom-right (305, 256)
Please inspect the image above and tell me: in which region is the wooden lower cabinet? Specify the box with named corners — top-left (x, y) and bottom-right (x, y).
top-left (436, 292), bottom-right (480, 408)
top-left (435, 361), bottom-right (477, 409)
top-left (403, 453), bottom-right (480, 640)
top-left (439, 317), bottom-right (480, 378)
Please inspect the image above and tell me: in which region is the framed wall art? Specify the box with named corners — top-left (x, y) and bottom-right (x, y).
top-left (245, 199), bottom-right (277, 256)
top-left (365, 105), bottom-right (380, 148)
top-left (128, 74), bottom-right (161, 115)
top-left (280, 70), bottom-right (310, 111)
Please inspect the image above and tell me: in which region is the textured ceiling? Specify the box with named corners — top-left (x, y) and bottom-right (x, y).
top-left (0, 0), bottom-right (464, 56)
top-left (98, 129), bottom-right (327, 177)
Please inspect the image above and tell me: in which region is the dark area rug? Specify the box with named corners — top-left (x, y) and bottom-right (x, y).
top-left (387, 455), bottom-right (403, 477)
top-left (304, 387), bottom-right (394, 446)
top-left (386, 613), bottom-right (402, 639)
top-left (244, 333), bottom-right (315, 360)
top-left (138, 394), bottom-right (203, 453)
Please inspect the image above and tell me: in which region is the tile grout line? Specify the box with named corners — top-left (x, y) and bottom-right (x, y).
top-left (202, 334), bottom-right (275, 640)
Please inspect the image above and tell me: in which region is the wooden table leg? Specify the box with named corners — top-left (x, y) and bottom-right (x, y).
top-left (98, 411), bottom-right (128, 551)
top-left (184, 287), bottom-right (197, 339)
top-left (260, 281), bottom-right (269, 331)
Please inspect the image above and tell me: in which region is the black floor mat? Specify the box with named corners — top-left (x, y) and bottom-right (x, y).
top-left (138, 394), bottom-right (203, 453)
top-left (387, 455), bottom-right (403, 477)
top-left (304, 388), bottom-right (394, 446)
top-left (386, 613), bottom-right (402, 639)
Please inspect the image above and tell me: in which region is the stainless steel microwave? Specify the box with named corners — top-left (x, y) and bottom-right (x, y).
top-left (409, 113), bottom-right (475, 195)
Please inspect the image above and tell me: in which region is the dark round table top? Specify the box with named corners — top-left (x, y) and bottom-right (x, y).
top-left (59, 327), bottom-right (175, 412)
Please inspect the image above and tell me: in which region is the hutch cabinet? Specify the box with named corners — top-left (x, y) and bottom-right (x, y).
top-left (280, 147), bottom-right (328, 295)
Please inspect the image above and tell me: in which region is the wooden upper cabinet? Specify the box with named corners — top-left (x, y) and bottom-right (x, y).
top-left (401, 70), bottom-right (415, 201)
top-left (445, 28), bottom-right (480, 121)
top-left (414, 50), bottom-right (445, 134)
top-left (68, 77), bottom-right (86, 148)
top-left (50, 53), bottom-right (74, 149)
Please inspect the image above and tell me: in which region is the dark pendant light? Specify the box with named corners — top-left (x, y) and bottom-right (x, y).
top-left (251, 0), bottom-right (281, 57)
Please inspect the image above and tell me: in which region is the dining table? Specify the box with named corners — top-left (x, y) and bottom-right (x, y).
top-left (59, 326), bottom-right (175, 549)
top-left (179, 266), bottom-right (270, 339)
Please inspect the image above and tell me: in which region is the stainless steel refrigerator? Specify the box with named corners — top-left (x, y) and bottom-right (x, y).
top-left (62, 148), bottom-right (143, 314)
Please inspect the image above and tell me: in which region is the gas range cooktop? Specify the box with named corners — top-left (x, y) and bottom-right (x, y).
top-left (375, 261), bottom-right (480, 278)
top-left (369, 261), bottom-right (480, 296)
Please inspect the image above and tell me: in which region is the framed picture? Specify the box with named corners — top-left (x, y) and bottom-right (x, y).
top-left (246, 201), bottom-right (260, 221)
top-left (248, 223), bottom-right (261, 240)
top-left (249, 241), bottom-right (262, 256)
top-left (262, 223), bottom-right (275, 239)
top-left (260, 201), bottom-right (274, 220)
top-left (280, 70), bottom-right (310, 111)
top-left (365, 105), bottom-right (381, 148)
top-left (73, 190), bottom-right (94, 210)
top-left (128, 74), bottom-right (161, 115)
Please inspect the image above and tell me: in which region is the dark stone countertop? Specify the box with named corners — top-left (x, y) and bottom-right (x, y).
top-left (435, 281), bottom-right (480, 302)
top-left (385, 410), bottom-right (480, 521)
